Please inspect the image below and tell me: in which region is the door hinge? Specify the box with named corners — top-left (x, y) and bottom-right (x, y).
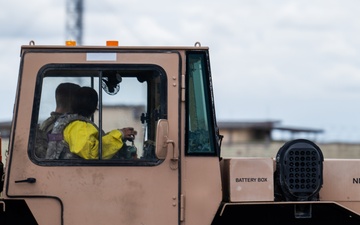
top-left (181, 74), bottom-right (185, 102)
top-left (180, 194), bottom-right (185, 221)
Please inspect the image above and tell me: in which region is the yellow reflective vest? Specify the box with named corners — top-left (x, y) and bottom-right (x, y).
top-left (63, 120), bottom-right (124, 159)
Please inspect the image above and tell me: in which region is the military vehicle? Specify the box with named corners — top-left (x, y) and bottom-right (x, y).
top-left (0, 40), bottom-right (359, 224)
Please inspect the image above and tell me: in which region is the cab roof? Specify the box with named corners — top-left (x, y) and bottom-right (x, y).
top-left (20, 40), bottom-right (209, 54)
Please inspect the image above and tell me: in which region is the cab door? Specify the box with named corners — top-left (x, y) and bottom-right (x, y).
top-left (5, 48), bottom-right (181, 225)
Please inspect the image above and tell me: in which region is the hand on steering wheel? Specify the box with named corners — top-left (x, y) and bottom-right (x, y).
top-left (120, 127), bottom-right (137, 141)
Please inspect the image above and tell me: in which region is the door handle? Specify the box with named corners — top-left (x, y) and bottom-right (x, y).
top-left (15, 178), bottom-right (36, 183)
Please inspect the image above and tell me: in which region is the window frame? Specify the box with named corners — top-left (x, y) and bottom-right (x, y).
top-left (185, 51), bottom-right (220, 157)
top-left (29, 63), bottom-right (168, 166)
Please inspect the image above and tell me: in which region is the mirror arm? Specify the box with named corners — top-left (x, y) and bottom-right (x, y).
top-left (166, 139), bottom-right (177, 161)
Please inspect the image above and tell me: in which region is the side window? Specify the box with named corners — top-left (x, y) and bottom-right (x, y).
top-left (31, 65), bottom-right (167, 165)
top-left (186, 52), bottom-right (217, 156)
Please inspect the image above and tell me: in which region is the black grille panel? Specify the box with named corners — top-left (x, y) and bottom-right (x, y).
top-left (275, 139), bottom-right (324, 201)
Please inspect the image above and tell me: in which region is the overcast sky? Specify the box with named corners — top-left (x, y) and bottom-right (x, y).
top-left (2, 0), bottom-right (360, 143)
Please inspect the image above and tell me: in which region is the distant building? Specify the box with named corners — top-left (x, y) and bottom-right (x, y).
top-left (218, 120), bottom-right (324, 145)
top-left (0, 121), bottom-right (11, 138)
top-left (0, 111), bottom-right (324, 148)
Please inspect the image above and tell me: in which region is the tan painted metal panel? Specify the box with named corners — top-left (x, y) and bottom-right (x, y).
top-left (321, 159), bottom-right (360, 201)
top-left (222, 157), bottom-right (274, 202)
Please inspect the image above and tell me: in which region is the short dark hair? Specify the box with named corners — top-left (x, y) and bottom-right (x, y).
top-left (72, 87), bottom-right (98, 118)
top-left (55, 83), bottom-right (80, 111)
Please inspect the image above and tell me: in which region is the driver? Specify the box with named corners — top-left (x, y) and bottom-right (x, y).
top-left (46, 86), bottom-right (137, 160)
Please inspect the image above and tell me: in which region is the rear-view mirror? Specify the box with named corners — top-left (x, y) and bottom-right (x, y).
top-left (155, 119), bottom-right (169, 159)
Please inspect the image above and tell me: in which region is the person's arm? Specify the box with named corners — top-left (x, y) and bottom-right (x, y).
top-left (63, 121), bottom-right (125, 159)
top-left (101, 129), bottom-right (125, 159)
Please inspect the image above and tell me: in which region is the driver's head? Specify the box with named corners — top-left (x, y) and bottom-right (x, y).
top-left (55, 82), bottom-right (80, 113)
top-left (72, 87), bottom-right (98, 118)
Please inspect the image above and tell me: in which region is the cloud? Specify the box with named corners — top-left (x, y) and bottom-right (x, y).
top-left (2, 0), bottom-right (360, 142)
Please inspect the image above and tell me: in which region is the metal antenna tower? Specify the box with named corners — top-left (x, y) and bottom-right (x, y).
top-left (66, 0), bottom-right (83, 45)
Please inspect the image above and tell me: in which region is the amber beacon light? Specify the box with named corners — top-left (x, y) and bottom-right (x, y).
top-left (65, 40), bottom-right (77, 46)
top-left (106, 40), bottom-right (119, 46)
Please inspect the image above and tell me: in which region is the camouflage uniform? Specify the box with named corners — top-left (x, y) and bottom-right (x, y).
top-left (40, 111), bottom-right (63, 134)
top-left (35, 112), bottom-right (63, 158)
